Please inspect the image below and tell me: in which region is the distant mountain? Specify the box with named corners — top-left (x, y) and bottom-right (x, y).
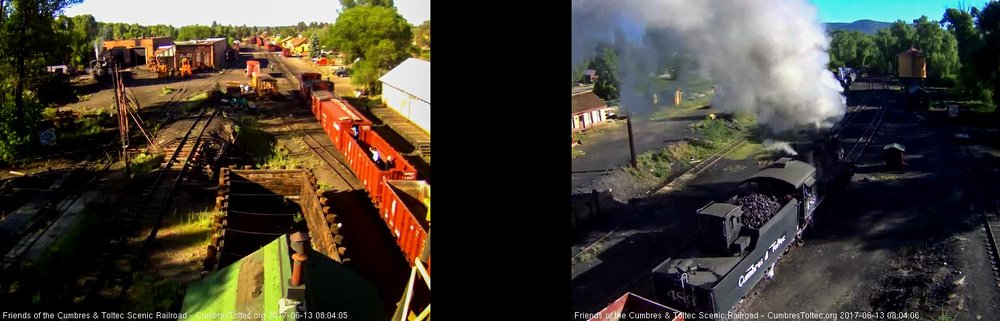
top-left (824, 19), bottom-right (892, 34)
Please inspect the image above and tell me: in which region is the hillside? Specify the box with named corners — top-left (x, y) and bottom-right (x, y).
top-left (825, 19), bottom-right (892, 34)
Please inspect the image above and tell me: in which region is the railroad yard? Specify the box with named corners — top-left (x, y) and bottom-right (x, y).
top-left (572, 1), bottom-right (1000, 320)
top-left (573, 76), bottom-right (1000, 321)
top-left (0, 2), bottom-right (430, 319)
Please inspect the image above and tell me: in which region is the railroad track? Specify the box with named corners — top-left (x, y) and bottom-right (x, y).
top-left (843, 78), bottom-right (890, 163)
top-left (278, 115), bottom-right (364, 191)
top-left (838, 78), bottom-right (884, 129)
top-left (76, 107), bottom-right (219, 306)
top-left (957, 134), bottom-right (1000, 290)
top-left (251, 47), bottom-right (365, 191)
top-left (0, 146), bottom-right (116, 271)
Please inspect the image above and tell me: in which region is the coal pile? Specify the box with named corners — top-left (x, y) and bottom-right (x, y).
top-left (733, 193), bottom-right (781, 229)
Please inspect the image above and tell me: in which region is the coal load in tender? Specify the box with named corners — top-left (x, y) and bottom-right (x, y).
top-left (733, 193), bottom-right (781, 229)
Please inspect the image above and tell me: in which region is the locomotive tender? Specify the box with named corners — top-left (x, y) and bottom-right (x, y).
top-left (651, 136), bottom-right (853, 317)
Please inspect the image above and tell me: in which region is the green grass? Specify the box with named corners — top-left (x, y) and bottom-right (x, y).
top-left (41, 107), bottom-right (58, 120)
top-left (261, 145), bottom-right (302, 169)
top-left (176, 208), bottom-right (215, 248)
top-left (131, 152), bottom-right (164, 175)
top-left (233, 117), bottom-right (277, 165)
top-left (650, 93), bottom-right (714, 121)
top-left (571, 148), bottom-right (586, 159)
top-left (571, 119), bottom-right (624, 142)
top-left (161, 86), bottom-right (178, 95)
top-left (182, 92), bottom-right (211, 113)
top-left (625, 113), bottom-right (756, 181)
top-left (77, 94), bottom-right (92, 101)
top-left (127, 273), bottom-right (184, 312)
top-left (724, 142), bottom-right (766, 160)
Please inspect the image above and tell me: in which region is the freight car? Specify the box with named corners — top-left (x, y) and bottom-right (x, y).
top-left (295, 69), bottom-right (429, 268)
top-left (649, 137), bottom-right (852, 319)
top-left (300, 72), bottom-right (334, 99)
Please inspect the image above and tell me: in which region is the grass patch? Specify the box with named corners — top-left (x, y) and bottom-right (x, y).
top-left (571, 120), bottom-right (624, 142)
top-left (724, 142), bottom-right (765, 160)
top-left (160, 86), bottom-right (178, 95)
top-left (572, 148), bottom-right (586, 159)
top-left (41, 107), bottom-right (58, 120)
top-left (966, 101), bottom-right (995, 113)
top-left (181, 92), bottom-right (211, 113)
top-left (77, 94), bottom-right (92, 101)
top-left (650, 92), bottom-right (714, 121)
top-left (126, 273), bottom-right (184, 312)
top-left (235, 118), bottom-right (274, 163)
top-left (625, 113), bottom-right (756, 181)
top-left (130, 152), bottom-right (164, 175)
top-left (262, 145), bottom-right (302, 169)
top-left (175, 208), bottom-right (215, 248)
top-left (936, 311), bottom-right (954, 321)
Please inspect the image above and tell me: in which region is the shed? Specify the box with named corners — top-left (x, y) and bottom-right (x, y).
top-left (174, 38), bottom-right (227, 70)
top-left (379, 58), bottom-right (431, 134)
top-left (883, 143), bottom-right (905, 170)
top-left (571, 91), bottom-right (613, 131)
top-left (181, 235), bottom-right (385, 321)
top-left (102, 36), bottom-right (173, 67)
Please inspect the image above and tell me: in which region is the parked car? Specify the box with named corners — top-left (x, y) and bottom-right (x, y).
top-left (335, 66), bottom-right (350, 77)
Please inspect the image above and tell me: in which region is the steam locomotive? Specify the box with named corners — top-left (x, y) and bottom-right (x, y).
top-left (650, 134), bottom-right (853, 318)
top-left (836, 67), bottom-right (857, 91)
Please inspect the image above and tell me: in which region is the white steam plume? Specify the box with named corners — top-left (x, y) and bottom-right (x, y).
top-left (572, 0), bottom-right (847, 131)
top-left (763, 139), bottom-right (799, 156)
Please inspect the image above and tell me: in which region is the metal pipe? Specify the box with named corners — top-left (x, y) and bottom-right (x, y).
top-left (626, 114), bottom-right (637, 168)
top-left (291, 253), bottom-right (307, 286)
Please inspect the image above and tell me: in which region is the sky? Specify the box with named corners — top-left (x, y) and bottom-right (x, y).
top-left (62, 0), bottom-right (430, 27)
top-left (810, 0), bottom-right (973, 23)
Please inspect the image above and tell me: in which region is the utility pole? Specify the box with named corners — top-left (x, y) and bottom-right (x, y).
top-left (113, 65), bottom-right (131, 178)
top-left (626, 113), bottom-right (637, 169)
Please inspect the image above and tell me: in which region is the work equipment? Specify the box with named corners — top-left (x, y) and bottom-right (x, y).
top-left (180, 58), bottom-right (193, 77)
top-left (251, 72), bottom-right (278, 98)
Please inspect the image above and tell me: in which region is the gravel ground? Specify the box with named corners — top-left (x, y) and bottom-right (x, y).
top-left (737, 85), bottom-right (1000, 320)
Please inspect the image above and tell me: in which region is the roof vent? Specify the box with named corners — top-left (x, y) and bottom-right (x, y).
top-left (772, 157), bottom-right (793, 168)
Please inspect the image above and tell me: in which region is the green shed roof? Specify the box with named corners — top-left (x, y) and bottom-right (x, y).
top-left (181, 236), bottom-right (385, 321)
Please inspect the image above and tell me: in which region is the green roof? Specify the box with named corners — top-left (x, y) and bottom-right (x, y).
top-left (181, 236), bottom-right (386, 321)
top-left (181, 236), bottom-right (294, 321)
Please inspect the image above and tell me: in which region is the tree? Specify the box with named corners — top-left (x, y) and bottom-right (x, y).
top-left (910, 16), bottom-right (960, 84)
top-left (177, 25), bottom-right (213, 40)
top-left (326, 6), bottom-right (412, 92)
top-left (0, 0), bottom-right (83, 162)
top-left (310, 35), bottom-right (320, 58)
top-left (589, 44), bottom-right (619, 101)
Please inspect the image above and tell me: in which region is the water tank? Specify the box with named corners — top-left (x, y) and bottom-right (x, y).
top-left (897, 47), bottom-right (927, 79)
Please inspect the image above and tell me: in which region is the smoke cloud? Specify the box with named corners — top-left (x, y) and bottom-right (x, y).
top-left (763, 139), bottom-right (799, 156)
top-left (572, 0), bottom-right (846, 131)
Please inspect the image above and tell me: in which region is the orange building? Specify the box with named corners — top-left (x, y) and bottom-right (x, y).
top-left (102, 37), bottom-right (173, 67)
